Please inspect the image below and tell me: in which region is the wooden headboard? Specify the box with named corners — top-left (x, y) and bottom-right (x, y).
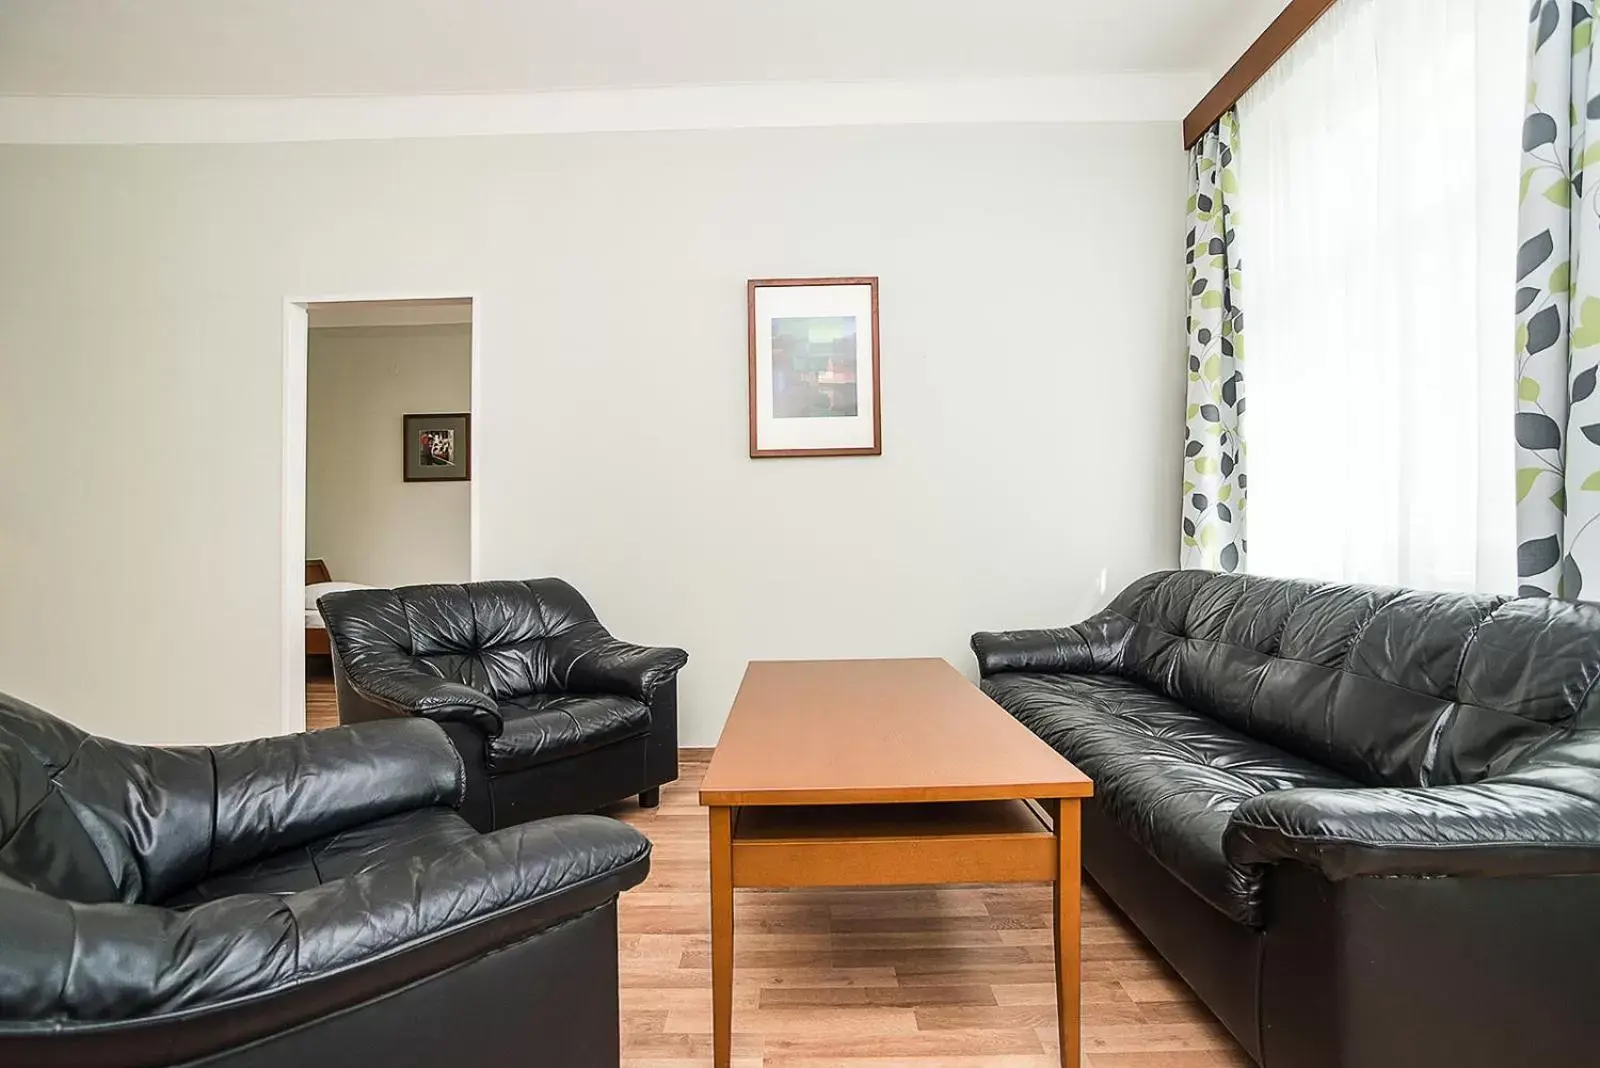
top-left (306, 558), bottom-right (332, 585)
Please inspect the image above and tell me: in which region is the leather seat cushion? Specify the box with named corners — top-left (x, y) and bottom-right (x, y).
top-left (488, 693), bottom-right (650, 774)
top-left (162, 807), bottom-right (478, 905)
top-left (985, 672), bottom-right (1356, 926)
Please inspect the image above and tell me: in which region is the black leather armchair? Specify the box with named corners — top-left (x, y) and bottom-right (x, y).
top-left (319, 578), bottom-right (688, 831)
top-left (975, 571), bottom-right (1600, 1068)
top-left (0, 691), bottom-right (650, 1068)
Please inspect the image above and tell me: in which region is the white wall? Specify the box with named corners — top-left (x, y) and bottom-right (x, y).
top-left (306, 324), bottom-right (471, 587)
top-left (0, 123), bottom-right (1186, 746)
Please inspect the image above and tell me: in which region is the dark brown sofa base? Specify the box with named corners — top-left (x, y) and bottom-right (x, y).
top-left (3, 886), bottom-right (629, 1068)
top-left (447, 728), bottom-right (652, 832)
top-left (184, 903), bottom-right (621, 1068)
top-left (1085, 800), bottom-right (1600, 1067)
top-left (1260, 866), bottom-right (1600, 1068)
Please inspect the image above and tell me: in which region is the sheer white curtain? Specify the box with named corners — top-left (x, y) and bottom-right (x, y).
top-left (1237, 0), bottom-right (1525, 592)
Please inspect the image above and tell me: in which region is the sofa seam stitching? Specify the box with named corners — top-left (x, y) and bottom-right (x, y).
top-left (1449, 600), bottom-right (1500, 702)
top-left (1574, 661), bottom-right (1600, 725)
top-left (450, 738), bottom-right (467, 809)
top-left (206, 749), bottom-right (220, 878)
top-left (1264, 586), bottom-right (1319, 657)
top-left (1341, 590), bottom-right (1407, 669)
top-left (59, 902), bottom-right (80, 1012)
top-left (1234, 826), bottom-right (1600, 854)
top-left (0, 720), bottom-right (79, 855)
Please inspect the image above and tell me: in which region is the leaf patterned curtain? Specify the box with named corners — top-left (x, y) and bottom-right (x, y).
top-left (1517, 0), bottom-right (1600, 599)
top-left (1181, 109), bottom-right (1246, 573)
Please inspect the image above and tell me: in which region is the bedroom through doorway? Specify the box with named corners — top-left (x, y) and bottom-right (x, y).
top-left (286, 296), bottom-right (478, 732)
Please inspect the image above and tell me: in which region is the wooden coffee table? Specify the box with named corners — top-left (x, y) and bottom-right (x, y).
top-left (699, 658), bottom-right (1094, 1068)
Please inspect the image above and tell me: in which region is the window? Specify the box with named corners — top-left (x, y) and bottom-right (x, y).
top-left (1237, 0), bottom-right (1525, 592)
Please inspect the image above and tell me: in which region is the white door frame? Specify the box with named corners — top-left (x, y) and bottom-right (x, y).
top-left (280, 291), bottom-right (482, 735)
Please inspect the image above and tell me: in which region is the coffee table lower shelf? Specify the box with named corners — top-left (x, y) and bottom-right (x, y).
top-left (707, 797), bottom-right (1083, 1068)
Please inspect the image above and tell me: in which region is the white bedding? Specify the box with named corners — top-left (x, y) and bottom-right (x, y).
top-left (305, 580), bottom-right (373, 627)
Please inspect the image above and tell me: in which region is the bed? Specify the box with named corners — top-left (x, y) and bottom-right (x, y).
top-left (305, 559), bottom-right (372, 657)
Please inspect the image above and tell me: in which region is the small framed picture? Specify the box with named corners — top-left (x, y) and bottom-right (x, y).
top-left (747, 277), bottom-right (881, 458)
top-left (403, 412), bottom-right (471, 482)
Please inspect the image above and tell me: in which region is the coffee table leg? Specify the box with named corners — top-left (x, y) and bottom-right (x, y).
top-left (710, 805), bottom-right (734, 1068)
top-left (1054, 799), bottom-right (1082, 1067)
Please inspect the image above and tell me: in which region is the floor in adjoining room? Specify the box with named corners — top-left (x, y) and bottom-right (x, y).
top-left (307, 674), bottom-right (339, 729)
top-left (303, 678), bottom-right (1251, 1067)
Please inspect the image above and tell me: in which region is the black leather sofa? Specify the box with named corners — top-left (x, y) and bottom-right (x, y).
top-left (319, 578), bottom-right (688, 832)
top-left (973, 570), bottom-right (1600, 1068)
top-left (0, 691), bottom-right (649, 1068)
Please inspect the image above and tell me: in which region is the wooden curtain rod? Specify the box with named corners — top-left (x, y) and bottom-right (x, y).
top-left (1182, 0), bottom-right (1339, 148)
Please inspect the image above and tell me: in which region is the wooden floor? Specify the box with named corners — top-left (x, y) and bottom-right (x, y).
top-left (303, 678), bottom-right (1251, 1067)
top-left (306, 673), bottom-right (339, 730)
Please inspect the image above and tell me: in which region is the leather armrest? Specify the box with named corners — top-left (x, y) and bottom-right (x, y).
top-left (206, 720), bottom-right (465, 873)
top-left (287, 813), bottom-right (650, 976)
top-left (970, 610), bottom-right (1132, 678)
top-left (1224, 783), bottom-right (1600, 880)
top-left (6, 815), bottom-right (649, 1025)
top-left (339, 665), bottom-right (503, 736)
top-left (548, 623), bottom-right (689, 701)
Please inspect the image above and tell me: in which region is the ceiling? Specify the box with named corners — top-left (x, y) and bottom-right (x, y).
top-left (0, 0), bottom-right (1287, 98)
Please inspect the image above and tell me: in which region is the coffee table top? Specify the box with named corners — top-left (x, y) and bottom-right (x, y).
top-left (699, 658), bottom-right (1092, 807)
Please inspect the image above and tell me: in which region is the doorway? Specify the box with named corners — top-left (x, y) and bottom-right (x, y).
top-left (282, 295), bottom-right (480, 733)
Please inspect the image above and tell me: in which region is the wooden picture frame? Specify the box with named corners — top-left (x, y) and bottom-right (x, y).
top-left (403, 412), bottom-right (471, 482)
top-left (747, 277), bottom-right (881, 458)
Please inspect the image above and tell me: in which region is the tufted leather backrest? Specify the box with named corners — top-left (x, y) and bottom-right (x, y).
top-left (1099, 571), bottom-right (1600, 788)
top-left (318, 579), bottom-right (607, 701)
top-left (0, 694), bottom-right (213, 905)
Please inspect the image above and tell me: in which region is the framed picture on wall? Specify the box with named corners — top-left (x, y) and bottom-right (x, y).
top-left (403, 412), bottom-right (471, 482)
top-left (747, 277), bottom-right (881, 458)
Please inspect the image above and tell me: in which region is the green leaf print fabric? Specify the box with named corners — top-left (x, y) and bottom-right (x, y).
top-left (1182, 110), bottom-right (1246, 574)
top-left (1517, 0), bottom-right (1600, 598)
